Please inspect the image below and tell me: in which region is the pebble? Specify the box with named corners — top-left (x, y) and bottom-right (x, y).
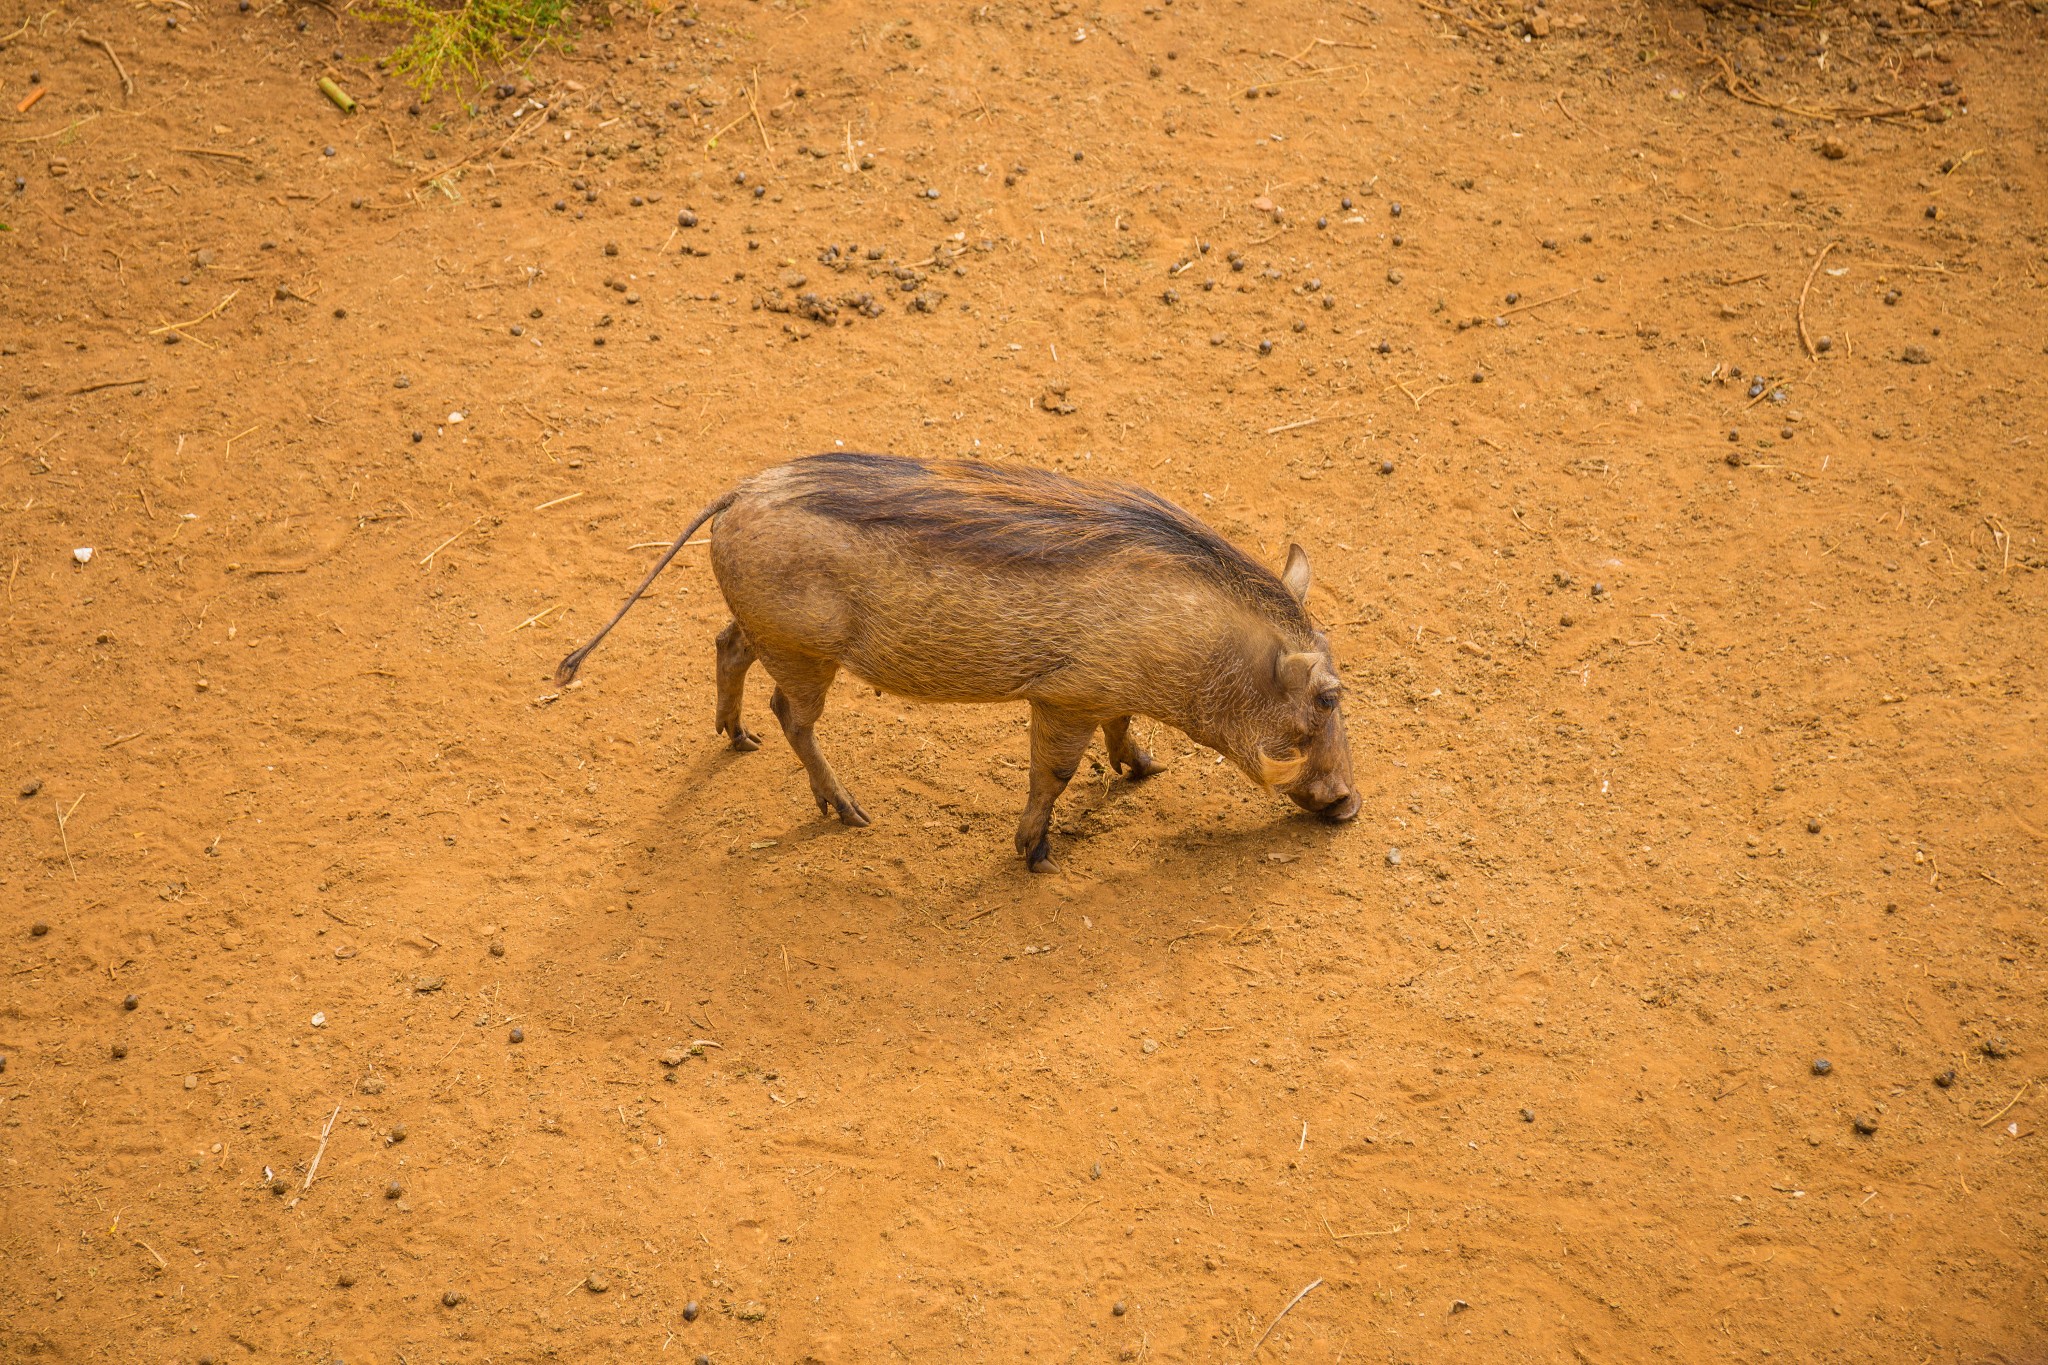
top-left (337, 1271), bottom-right (356, 1287)
top-left (1807, 818), bottom-right (1822, 834)
top-left (678, 209), bottom-right (698, 227)
top-left (411, 431), bottom-right (423, 443)
top-left (442, 1290), bottom-right (462, 1307)
top-left (1091, 1162), bottom-right (1103, 1179)
top-left (185, 1074), bottom-right (198, 1090)
top-left (1378, 460), bottom-right (1394, 475)
top-left (1982, 1036), bottom-right (2010, 1059)
top-left (1521, 1107), bottom-right (1535, 1122)
top-left (1386, 269), bottom-right (1403, 285)
top-left (414, 976), bottom-right (444, 993)
top-left (30, 918), bottom-right (50, 935)
top-left (123, 994), bottom-right (139, 1011)
top-left (661, 1047), bottom-right (690, 1067)
top-left (111, 1043), bottom-right (128, 1059)
top-left (1390, 202), bottom-right (1402, 217)
top-left (604, 242), bottom-right (619, 256)
top-left (1819, 137), bottom-right (1847, 160)
top-left (1812, 1058), bottom-right (1832, 1075)
top-left (510, 325), bottom-right (523, 336)
top-left (1815, 335), bottom-right (1833, 353)
top-left (1590, 582), bottom-right (1606, 597)
top-left (682, 1301), bottom-right (699, 1322)
top-left (1852, 1115), bottom-right (1878, 1135)
top-left (1934, 1069), bottom-right (1956, 1088)
top-left (509, 1027), bottom-right (525, 1044)
top-left (389, 1124), bottom-right (407, 1144)
top-left (386, 1181), bottom-right (403, 1199)
top-left (323, 146), bottom-right (335, 157)
top-left (1258, 339), bottom-right (1272, 355)
top-left (0, 1056), bottom-right (7, 1074)
top-left (1901, 344), bottom-right (1931, 365)
top-left (1113, 1301), bottom-right (1127, 1316)
top-left (271, 1177), bottom-right (288, 1194)
top-left (489, 940), bottom-right (506, 957)
top-left (1141, 1038), bottom-right (1159, 1055)
top-left (586, 1275), bottom-right (610, 1294)
top-left (21, 778), bottom-right (44, 798)
top-left (1386, 848), bottom-right (1401, 866)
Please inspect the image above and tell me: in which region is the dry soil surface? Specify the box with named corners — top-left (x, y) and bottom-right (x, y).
top-left (3, 0), bottom-right (2046, 1361)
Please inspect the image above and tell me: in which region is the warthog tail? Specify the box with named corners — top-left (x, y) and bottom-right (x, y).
top-left (555, 491), bottom-right (739, 684)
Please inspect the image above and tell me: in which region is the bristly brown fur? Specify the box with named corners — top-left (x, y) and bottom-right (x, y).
top-left (788, 452), bottom-right (1311, 628)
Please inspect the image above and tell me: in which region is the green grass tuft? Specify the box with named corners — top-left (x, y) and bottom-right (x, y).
top-left (371, 0), bottom-right (575, 96)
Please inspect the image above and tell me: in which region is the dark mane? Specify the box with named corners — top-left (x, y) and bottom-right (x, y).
top-left (787, 452), bottom-right (1307, 624)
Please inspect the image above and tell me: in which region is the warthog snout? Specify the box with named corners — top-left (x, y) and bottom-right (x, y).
top-left (1291, 784), bottom-right (1361, 822)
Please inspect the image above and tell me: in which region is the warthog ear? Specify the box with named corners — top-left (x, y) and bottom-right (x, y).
top-left (1280, 543), bottom-right (1312, 603)
top-left (1276, 649), bottom-right (1321, 695)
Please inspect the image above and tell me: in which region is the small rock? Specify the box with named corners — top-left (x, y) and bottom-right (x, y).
top-left (682, 1300), bottom-right (699, 1322)
top-left (1091, 1162), bottom-right (1103, 1179)
top-left (271, 1177), bottom-right (288, 1195)
top-left (661, 1047), bottom-right (689, 1067)
top-left (509, 1027), bottom-right (525, 1044)
top-left (442, 1290), bottom-right (462, 1307)
top-left (388, 1124), bottom-right (407, 1144)
top-left (1934, 1068), bottom-right (1956, 1088)
top-left (1982, 1036), bottom-right (2010, 1059)
top-left (184, 1074), bottom-right (199, 1090)
top-left (337, 1271), bottom-right (357, 1287)
top-left (1113, 1301), bottom-right (1128, 1316)
top-left (1451, 1298), bottom-right (1471, 1314)
top-left (1807, 818), bottom-right (1822, 834)
top-left (1141, 1038), bottom-right (1159, 1055)
top-left (73, 547), bottom-right (94, 565)
top-left (413, 976), bottom-right (443, 993)
top-left (1901, 345), bottom-right (1931, 365)
top-left (1386, 269), bottom-right (1404, 285)
top-left (1386, 848), bottom-right (1402, 866)
top-left (111, 1043), bottom-right (128, 1060)
top-left (21, 780), bottom-right (43, 799)
top-left (1852, 1115), bottom-right (1878, 1135)
top-left (489, 940), bottom-right (505, 957)
top-left (1819, 137), bottom-right (1848, 160)
top-left (386, 1181), bottom-right (403, 1199)
top-left (1521, 1107), bottom-right (1535, 1122)
top-left (736, 1301), bottom-right (767, 1321)
top-left (585, 1274), bottom-right (609, 1294)
top-left (1812, 1058), bottom-right (1832, 1076)
top-left (122, 994), bottom-right (139, 1011)
top-left (1378, 460), bottom-right (1395, 475)
top-left (360, 1075), bottom-right (386, 1095)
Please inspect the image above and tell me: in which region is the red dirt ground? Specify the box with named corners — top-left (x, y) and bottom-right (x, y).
top-left (3, 0), bottom-right (2045, 1361)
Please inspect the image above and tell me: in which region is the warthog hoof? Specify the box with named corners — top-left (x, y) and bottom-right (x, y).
top-left (819, 794), bottom-right (869, 827)
top-left (725, 727), bottom-right (761, 752)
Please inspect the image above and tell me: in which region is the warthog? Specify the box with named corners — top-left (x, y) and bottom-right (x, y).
top-left (558, 453), bottom-right (1358, 870)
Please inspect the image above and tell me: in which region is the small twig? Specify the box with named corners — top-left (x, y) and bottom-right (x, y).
top-left (54, 793), bottom-right (84, 880)
top-left (1978, 1081), bottom-right (2029, 1128)
top-left (80, 35), bottom-right (132, 98)
top-left (1554, 91), bottom-right (1579, 125)
top-left (1266, 415), bottom-right (1321, 435)
top-left (534, 491), bottom-right (584, 512)
top-left (747, 71), bottom-right (772, 153)
top-left (1797, 241), bottom-right (1837, 360)
top-left (177, 146), bottom-right (254, 164)
top-left (103, 730), bottom-right (146, 749)
top-left (1052, 1197), bottom-right (1102, 1229)
top-left (1323, 1213), bottom-right (1409, 1240)
top-left (300, 1104), bottom-right (342, 1191)
top-left (419, 520), bottom-right (477, 569)
top-left (148, 289), bottom-right (238, 337)
top-left (1250, 1279), bottom-right (1323, 1357)
top-left (1500, 287), bottom-right (1580, 318)
top-left (510, 605), bottom-right (561, 633)
top-left (134, 1239), bottom-right (167, 1269)
top-left (70, 376), bottom-right (148, 395)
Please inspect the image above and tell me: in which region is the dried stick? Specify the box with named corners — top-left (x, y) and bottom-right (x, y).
top-left (149, 289), bottom-right (239, 337)
top-left (300, 1104), bottom-right (342, 1191)
top-left (1797, 241), bottom-right (1837, 359)
top-left (54, 793), bottom-right (84, 880)
top-left (1251, 1278), bottom-right (1323, 1356)
top-left (70, 376), bottom-right (147, 395)
top-left (81, 35), bottom-right (132, 97)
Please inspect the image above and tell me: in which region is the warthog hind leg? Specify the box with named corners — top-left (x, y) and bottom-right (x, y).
top-left (761, 653), bottom-right (869, 827)
top-left (714, 620), bottom-right (762, 751)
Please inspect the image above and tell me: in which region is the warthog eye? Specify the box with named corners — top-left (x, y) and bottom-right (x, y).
top-left (1314, 689), bottom-right (1341, 712)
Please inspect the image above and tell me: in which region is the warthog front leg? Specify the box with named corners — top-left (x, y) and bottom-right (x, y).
top-left (760, 653), bottom-right (869, 827)
top-left (714, 620), bottom-right (762, 751)
top-left (1102, 715), bottom-right (1166, 779)
top-left (1015, 702), bottom-right (1100, 873)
